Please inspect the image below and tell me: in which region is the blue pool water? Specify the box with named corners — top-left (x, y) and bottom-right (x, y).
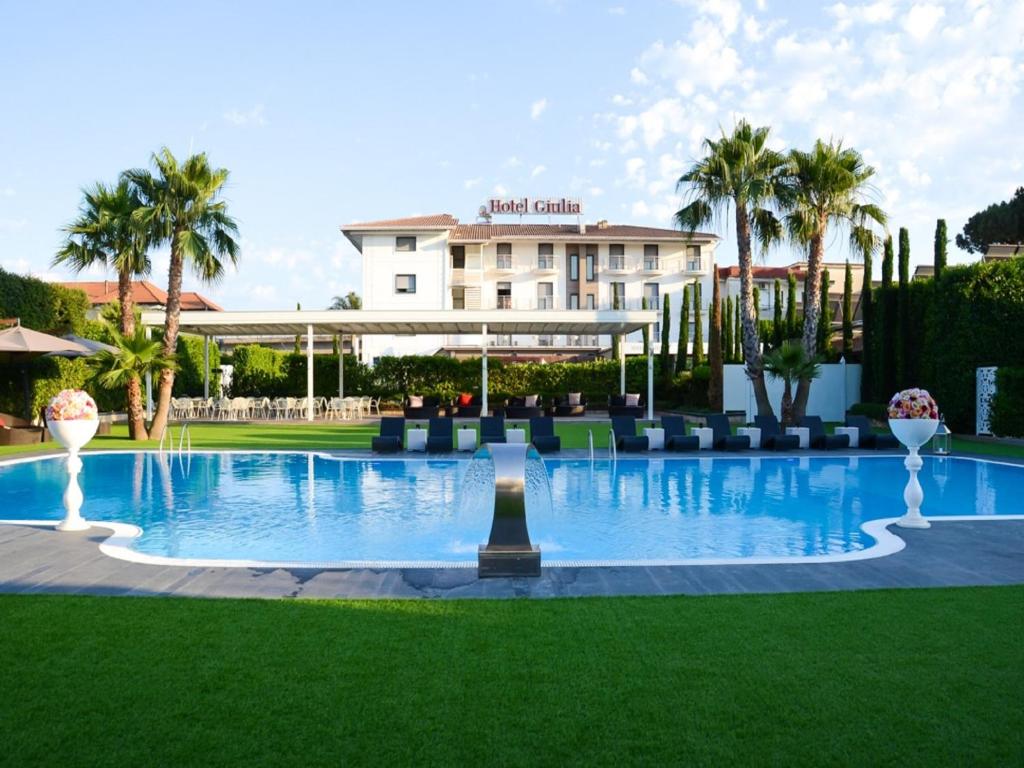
top-left (0, 452), bottom-right (1021, 563)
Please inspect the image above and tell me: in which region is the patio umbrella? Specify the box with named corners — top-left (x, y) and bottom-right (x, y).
top-left (0, 323), bottom-right (91, 418)
top-left (47, 334), bottom-right (118, 358)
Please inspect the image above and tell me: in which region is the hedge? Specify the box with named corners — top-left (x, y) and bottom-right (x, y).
top-left (0, 267), bottom-right (90, 335)
top-left (172, 335), bottom-right (221, 397)
top-left (990, 367), bottom-right (1024, 437)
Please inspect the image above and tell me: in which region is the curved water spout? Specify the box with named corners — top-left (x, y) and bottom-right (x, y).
top-left (477, 442), bottom-right (542, 577)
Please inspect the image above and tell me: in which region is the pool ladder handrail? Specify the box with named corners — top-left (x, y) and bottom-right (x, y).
top-left (608, 427), bottom-right (617, 462)
top-left (587, 429), bottom-right (594, 462)
top-left (157, 422), bottom-right (193, 457)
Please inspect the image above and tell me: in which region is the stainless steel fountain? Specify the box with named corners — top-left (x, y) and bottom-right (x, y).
top-left (477, 442), bottom-right (541, 577)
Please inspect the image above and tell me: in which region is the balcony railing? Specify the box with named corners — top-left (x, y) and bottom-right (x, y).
top-left (536, 256), bottom-right (556, 271)
top-left (537, 296), bottom-right (555, 310)
top-left (641, 258), bottom-right (662, 272)
top-left (495, 256), bottom-right (513, 270)
top-left (496, 296), bottom-right (512, 309)
top-left (608, 256), bottom-right (626, 271)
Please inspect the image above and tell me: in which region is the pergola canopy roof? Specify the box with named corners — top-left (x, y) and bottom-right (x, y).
top-left (141, 309), bottom-right (659, 337)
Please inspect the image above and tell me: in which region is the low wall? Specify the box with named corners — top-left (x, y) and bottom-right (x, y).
top-left (723, 363), bottom-right (862, 422)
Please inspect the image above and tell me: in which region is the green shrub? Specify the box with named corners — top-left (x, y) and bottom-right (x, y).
top-left (848, 402), bottom-right (887, 421)
top-left (229, 345), bottom-right (287, 396)
top-left (173, 335), bottom-right (221, 397)
top-left (0, 267), bottom-right (90, 334)
top-left (990, 367), bottom-right (1024, 437)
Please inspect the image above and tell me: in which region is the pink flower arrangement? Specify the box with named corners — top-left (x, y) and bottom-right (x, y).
top-left (887, 388), bottom-right (939, 420)
top-left (46, 389), bottom-right (98, 421)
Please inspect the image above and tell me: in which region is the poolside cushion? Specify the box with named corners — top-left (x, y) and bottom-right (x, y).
top-left (458, 392), bottom-right (473, 407)
top-left (625, 393), bottom-right (640, 407)
top-left (524, 394), bottom-right (538, 407)
top-left (408, 395), bottom-right (423, 408)
top-left (568, 392), bottom-right (581, 406)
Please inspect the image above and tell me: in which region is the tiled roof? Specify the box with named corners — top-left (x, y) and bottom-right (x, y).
top-left (341, 214), bottom-right (459, 230)
top-left (180, 292), bottom-right (224, 311)
top-left (450, 222), bottom-right (716, 242)
top-left (58, 281), bottom-right (222, 311)
top-left (717, 266), bottom-right (805, 280)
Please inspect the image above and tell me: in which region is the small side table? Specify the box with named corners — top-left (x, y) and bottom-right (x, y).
top-left (643, 427), bottom-right (665, 451)
top-left (406, 428), bottom-right (427, 452)
top-left (737, 426), bottom-right (761, 449)
top-left (786, 426), bottom-right (810, 449)
top-left (693, 427), bottom-right (714, 450)
top-left (506, 428), bottom-right (526, 444)
top-left (833, 426), bottom-right (859, 448)
top-left (457, 428), bottom-right (477, 452)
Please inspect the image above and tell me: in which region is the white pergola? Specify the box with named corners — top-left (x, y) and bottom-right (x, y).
top-left (140, 309), bottom-right (660, 420)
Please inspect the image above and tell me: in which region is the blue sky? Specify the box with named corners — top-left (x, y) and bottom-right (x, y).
top-left (1, 0), bottom-right (1021, 310)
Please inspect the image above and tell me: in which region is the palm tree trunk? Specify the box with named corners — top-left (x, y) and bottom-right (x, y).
top-left (780, 380), bottom-right (794, 426)
top-left (736, 204), bottom-right (773, 417)
top-left (148, 230), bottom-right (182, 439)
top-left (793, 226), bottom-right (825, 420)
top-left (117, 269), bottom-right (148, 440)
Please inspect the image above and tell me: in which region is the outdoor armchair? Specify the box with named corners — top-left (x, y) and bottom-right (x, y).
top-left (529, 416), bottom-right (561, 453)
top-left (800, 416), bottom-right (850, 450)
top-left (426, 417), bottom-right (454, 453)
top-left (612, 415), bottom-right (649, 452)
top-left (607, 393), bottom-right (645, 417)
top-left (480, 415), bottom-right (507, 444)
top-left (845, 414), bottom-right (900, 449)
top-left (371, 417), bottom-right (405, 453)
top-left (452, 394), bottom-right (484, 418)
top-left (504, 395), bottom-right (544, 419)
top-left (551, 393), bottom-right (587, 417)
top-left (403, 395), bottom-right (442, 420)
top-left (661, 415), bottom-right (699, 452)
top-left (705, 414), bottom-right (750, 451)
top-left (754, 415), bottom-right (801, 451)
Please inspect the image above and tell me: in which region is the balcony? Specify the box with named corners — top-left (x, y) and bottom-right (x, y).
top-left (685, 259), bottom-right (703, 273)
top-left (639, 258), bottom-right (665, 275)
top-left (489, 257), bottom-right (516, 274)
top-left (534, 256), bottom-right (558, 274)
top-left (606, 256), bottom-right (629, 274)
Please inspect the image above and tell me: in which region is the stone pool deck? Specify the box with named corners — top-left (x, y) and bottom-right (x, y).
top-left (1, 519), bottom-right (1022, 599)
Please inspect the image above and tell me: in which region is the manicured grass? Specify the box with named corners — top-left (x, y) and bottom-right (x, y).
top-left (1, 588), bottom-right (1021, 766)
top-left (1, 420), bottom-right (1021, 458)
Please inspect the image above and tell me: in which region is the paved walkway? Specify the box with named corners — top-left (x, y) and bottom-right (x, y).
top-left (1, 519), bottom-right (1022, 599)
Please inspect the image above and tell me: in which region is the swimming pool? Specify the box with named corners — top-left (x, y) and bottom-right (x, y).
top-left (1, 452), bottom-right (1021, 566)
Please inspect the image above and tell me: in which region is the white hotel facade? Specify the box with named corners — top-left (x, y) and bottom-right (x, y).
top-left (342, 203), bottom-right (720, 362)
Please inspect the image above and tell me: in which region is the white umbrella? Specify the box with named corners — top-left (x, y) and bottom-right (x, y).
top-left (48, 334), bottom-right (118, 358)
top-left (0, 323), bottom-right (92, 418)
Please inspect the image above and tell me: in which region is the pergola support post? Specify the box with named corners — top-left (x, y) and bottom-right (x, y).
top-left (481, 323), bottom-right (488, 416)
top-left (203, 335), bottom-right (210, 399)
top-left (306, 324), bottom-right (314, 421)
top-left (619, 336), bottom-right (626, 395)
top-left (647, 324), bottom-right (654, 422)
top-left (339, 338), bottom-right (344, 400)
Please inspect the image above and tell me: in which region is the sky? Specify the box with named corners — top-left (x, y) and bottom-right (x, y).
top-left (1, 0), bottom-right (1022, 310)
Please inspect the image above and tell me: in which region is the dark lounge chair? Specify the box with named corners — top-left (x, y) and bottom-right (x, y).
top-left (551, 393), bottom-right (588, 417)
top-left (452, 394), bottom-right (483, 418)
top-left (845, 414), bottom-right (900, 449)
top-left (371, 417), bottom-right (405, 453)
top-left (706, 414), bottom-right (750, 451)
top-left (800, 416), bottom-right (850, 450)
top-left (529, 416), bottom-right (561, 454)
top-left (607, 393), bottom-right (645, 417)
top-left (612, 415), bottom-right (649, 452)
top-left (403, 395), bottom-right (442, 419)
top-left (754, 415), bottom-right (801, 451)
top-left (426, 417), bottom-right (453, 453)
top-left (480, 416), bottom-right (506, 444)
top-left (661, 415), bottom-right (699, 452)
top-left (505, 395), bottom-right (544, 419)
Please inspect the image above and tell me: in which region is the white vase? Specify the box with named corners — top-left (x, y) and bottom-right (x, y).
top-left (888, 418), bottom-right (938, 529)
top-left (45, 418), bottom-right (99, 532)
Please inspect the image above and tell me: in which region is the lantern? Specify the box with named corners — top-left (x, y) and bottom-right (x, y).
top-left (931, 416), bottom-right (951, 455)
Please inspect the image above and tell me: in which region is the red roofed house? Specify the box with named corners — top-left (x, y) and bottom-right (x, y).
top-left (58, 280), bottom-right (223, 318)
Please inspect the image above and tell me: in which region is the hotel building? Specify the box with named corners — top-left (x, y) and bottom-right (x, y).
top-left (341, 208), bottom-right (719, 362)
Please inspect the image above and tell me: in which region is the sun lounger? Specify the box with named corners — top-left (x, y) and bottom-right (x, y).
top-left (426, 417), bottom-right (453, 453)
top-left (800, 416), bottom-right (850, 450)
top-left (754, 415), bottom-right (801, 451)
top-left (612, 415), bottom-right (649, 452)
top-left (480, 415), bottom-right (507, 444)
top-left (661, 415), bottom-right (699, 451)
top-left (706, 414), bottom-right (750, 451)
top-left (529, 416), bottom-right (561, 453)
top-left (371, 417), bottom-right (405, 453)
top-left (845, 414), bottom-right (900, 449)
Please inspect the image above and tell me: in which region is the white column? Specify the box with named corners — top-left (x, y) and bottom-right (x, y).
top-left (619, 334), bottom-right (626, 395)
top-left (339, 336), bottom-right (344, 400)
top-left (306, 324), bottom-right (314, 421)
top-left (481, 323), bottom-right (488, 416)
top-left (203, 336), bottom-right (210, 399)
top-left (144, 326), bottom-right (153, 419)
top-left (647, 324), bottom-right (655, 421)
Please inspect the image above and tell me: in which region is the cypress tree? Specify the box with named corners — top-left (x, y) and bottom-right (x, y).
top-left (772, 279), bottom-right (783, 349)
top-left (294, 302), bottom-right (302, 353)
top-left (692, 281), bottom-right (704, 366)
top-left (786, 273), bottom-right (798, 339)
top-left (934, 218), bottom-right (947, 280)
top-left (332, 334), bottom-right (340, 355)
top-left (880, 235), bottom-right (895, 396)
top-left (752, 286), bottom-right (761, 352)
top-left (723, 295), bottom-right (733, 363)
top-left (733, 297), bottom-right (741, 362)
top-left (660, 292), bottom-right (671, 384)
top-left (675, 285), bottom-right (689, 374)
top-left (861, 242), bottom-right (874, 401)
top-left (707, 267), bottom-right (723, 411)
top-left (816, 268), bottom-right (833, 358)
top-left (842, 261), bottom-right (854, 357)
top-left (611, 293), bottom-right (620, 362)
top-left (641, 296), bottom-right (650, 356)
top-left (897, 227), bottom-right (910, 386)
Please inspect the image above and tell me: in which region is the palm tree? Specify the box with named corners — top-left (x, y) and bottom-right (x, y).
top-left (329, 291), bottom-right (362, 310)
top-left (762, 341), bottom-right (821, 426)
top-left (89, 326), bottom-right (177, 410)
top-left (123, 148), bottom-right (239, 439)
top-left (54, 181), bottom-right (152, 439)
top-left (675, 120), bottom-right (791, 417)
top-left (784, 139), bottom-right (886, 419)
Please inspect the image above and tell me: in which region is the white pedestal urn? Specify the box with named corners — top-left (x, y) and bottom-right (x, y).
top-left (44, 389), bottom-right (99, 532)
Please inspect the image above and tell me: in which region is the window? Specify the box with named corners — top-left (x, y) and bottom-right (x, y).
top-left (586, 294), bottom-right (596, 310)
top-left (611, 282), bottom-right (625, 308)
top-left (569, 253), bottom-right (579, 281)
top-left (452, 287), bottom-right (465, 309)
top-left (451, 246), bottom-right (465, 269)
top-left (497, 281), bottom-right (511, 309)
top-left (396, 236), bottom-right (416, 252)
top-left (395, 274), bottom-right (416, 294)
top-left (496, 242), bottom-right (512, 270)
top-left (644, 283), bottom-right (660, 306)
top-left (569, 293), bottom-right (579, 310)
top-left (537, 282), bottom-right (554, 310)
top-left (686, 245), bottom-right (701, 271)
top-left (537, 243), bottom-right (554, 270)
top-left (643, 244), bottom-right (659, 271)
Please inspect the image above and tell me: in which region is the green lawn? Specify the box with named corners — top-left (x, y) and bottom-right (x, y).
top-left (1, 588), bottom-right (1021, 766)
top-left (2, 420), bottom-right (1021, 459)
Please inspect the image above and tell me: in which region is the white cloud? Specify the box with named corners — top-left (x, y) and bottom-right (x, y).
top-left (463, 177), bottom-right (482, 189)
top-left (589, 186), bottom-right (605, 196)
top-left (608, 5), bottom-right (626, 14)
top-left (675, 0), bottom-right (742, 36)
top-left (903, 3), bottom-right (945, 41)
top-left (611, 94), bottom-right (633, 106)
top-left (222, 104), bottom-right (267, 126)
top-left (504, 156), bottom-right (522, 168)
top-left (530, 98), bottom-right (548, 120)
top-left (531, 165), bottom-right (546, 177)
top-left (639, 24), bottom-right (745, 93)
top-left (898, 160), bottom-right (933, 187)
top-left (630, 67), bottom-right (649, 85)
top-left (828, 2), bottom-right (896, 31)
top-left (624, 157), bottom-right (647, 187)
top-left (0, 217), bottom-right (28, 232)
top-left (0, 186), bottom-right (14, 197)
top-left (631, 200), bottom-right (651, 217)
top-left (493, 184), bottom-right (508, 195)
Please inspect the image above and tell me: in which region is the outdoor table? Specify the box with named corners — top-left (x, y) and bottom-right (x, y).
top-left (786, 426), bottom-right (810, 449)
top-left (457, 428), bottom-right (477, 452)
top-left (833, 426), bottom-right (859, 447)
top-left (506, 428), bottom-right (526, 444)
top-left (737, 426), bottom-right (761, 449)
top-left (693, 427), bottom-right (714, 450)
top-left (406, 428), bottom-right (427, 452)
top-left (643, 427), bottom-right (665, 451)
